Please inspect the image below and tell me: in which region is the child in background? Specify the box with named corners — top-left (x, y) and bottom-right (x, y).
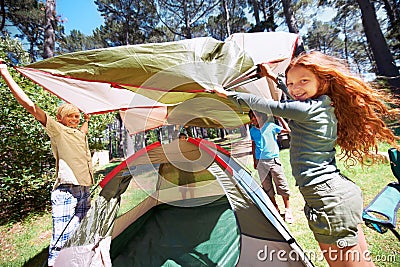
top-left (209, 51), bottom-right (399, 266)
top-left (0, 63), bottom-right (93, 267)
top-left (177, 132), bottom-right (195, 199)
top-left (249, 110), bottom-right (293, 223)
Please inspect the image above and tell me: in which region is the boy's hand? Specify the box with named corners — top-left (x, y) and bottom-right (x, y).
top-left (0, 58), bottom-right (7, 68)
top-left (0, 59), bottom-right (9, 76)
top-left (83, 113), bottom-right (91, 122)
top-left (0, 58), bottom-right (6, 68)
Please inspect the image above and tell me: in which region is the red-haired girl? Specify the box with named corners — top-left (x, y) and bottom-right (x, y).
top-left (209, 51), bottom-right (398, 266)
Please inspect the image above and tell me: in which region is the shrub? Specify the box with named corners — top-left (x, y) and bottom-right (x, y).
top-left (0, 37), bottom-right (59, 224)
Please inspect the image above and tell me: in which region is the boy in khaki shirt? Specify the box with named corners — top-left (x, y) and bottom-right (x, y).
top-left (0, 63), bottom-right (93, 266)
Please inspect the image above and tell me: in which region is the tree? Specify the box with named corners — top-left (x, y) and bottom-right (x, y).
top-left (304, 20), bottom-right (341, 54)
top-left (222, 0), bottom-right (231, 35)
top-left (3, 0), bottom-right (45, 61)
top-left (57, 29), bottom-right (104, 53)
top-left (281, 0), bottom-right (305, 54)
top-left (249, 0), bottom-right (261, 26)
top-left (0, 0), bottom-right (5, 32)
top-left (378, 0), bottom-right (399, 39)
top-left (247, 0), bottom-right (278, 32)
top-left (345, 25), bottom-right (375, 76)
top-left (260, 0), bottom-right (278, 30)
top-left (43, 0), bottom-right (56, 58)
top-left (155, 0), bottom-right (220, 39)
top-left (87, 112), bottom-right (117, 151)
top-left (377, 0), bottom-right (400, 61)
top-left (207, 0), bottom-right (248, 40)
top-left (94, 0), bottom-right (161, 46)
top-left (356, 0), bottom-right (400, 91)
top-left (327, 2), bottom-right (375, 75)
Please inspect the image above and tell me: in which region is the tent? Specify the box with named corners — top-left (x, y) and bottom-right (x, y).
top-left (16, 32), bottom-right (299, 134)
top-left (17, 32), bottom-right (304, 266)
top-left (54, 138), bottom-right (313, 267)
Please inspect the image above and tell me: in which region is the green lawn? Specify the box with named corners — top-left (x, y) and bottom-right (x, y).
top-left (1, 142), bottom-right (399, 266)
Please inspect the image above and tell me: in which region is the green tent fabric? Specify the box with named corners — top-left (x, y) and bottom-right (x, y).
top-left (111, 197), bottom-right (240, 267)
top-left (24, 37), bottom-right (253, 104)
top-left (17, 37), bottom-right (253, 132)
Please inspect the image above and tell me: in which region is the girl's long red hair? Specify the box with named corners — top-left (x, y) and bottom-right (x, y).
top-left (287, 51), bottom-right (399, 165)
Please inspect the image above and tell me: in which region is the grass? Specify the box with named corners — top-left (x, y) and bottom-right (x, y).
top-left (1, 139), bottom-right (399, 266)
top-left (0, 213), bottom-right (52, 267)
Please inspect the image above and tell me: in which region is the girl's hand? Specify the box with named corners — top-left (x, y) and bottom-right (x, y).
top-left (204, 85), bottom-right (232, 98)
top-left (259, 63), bottom-right (278, 84)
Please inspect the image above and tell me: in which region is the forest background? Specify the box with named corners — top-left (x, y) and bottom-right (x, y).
top-left (0, 0), bottom-right (399, 244)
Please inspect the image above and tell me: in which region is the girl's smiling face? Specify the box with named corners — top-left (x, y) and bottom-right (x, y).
top-left (286, 66), bottom-right (320, 100)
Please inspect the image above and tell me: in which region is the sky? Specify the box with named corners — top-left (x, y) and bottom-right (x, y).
top-left (57, 0), bottom-right (103, 35)
top-left (56, 1), bottom-right (335, 37)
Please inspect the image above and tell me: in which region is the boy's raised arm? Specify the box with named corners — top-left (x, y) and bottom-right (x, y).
top-left (0, 64), bottom-right (47, 126)
top-left (80, 113), bottom-right (90, 134)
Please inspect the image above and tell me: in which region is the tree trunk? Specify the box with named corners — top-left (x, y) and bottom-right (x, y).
top-left (183, 0), bottom-right (192, 39)
top-left (108, 124), bottom-right (113, 159)
top-left (0, 0), bottom-right (5, 32)
top-left (267, 0), bottom-right (275, 30)
top-left (356, 0), bottom-right (400, 91)
top-left (118, 114), bottom-right (124, 157)
top-left (44, 0), bottom-right (56, 59)
top-left (280, 0), bottom-right (305, 55)
top-left (222, 0), bottom-right (231, 36)
top-left (381, 0), bottom-right (397, 27)
top-left (382, 0), bottom-right (400, 48)
top-left (343, 16), bottom-right (349, 61)
top-left (251, 0), bottom-right (260, 25)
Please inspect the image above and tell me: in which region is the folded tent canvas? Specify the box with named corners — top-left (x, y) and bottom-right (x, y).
top-left (54, 138), bottom-right (313, 267)
top-left (16, 32), bottom-right (298, 134)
